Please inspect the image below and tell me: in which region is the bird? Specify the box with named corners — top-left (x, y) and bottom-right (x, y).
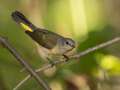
top-left (11, 11), bottom-right (76, 64)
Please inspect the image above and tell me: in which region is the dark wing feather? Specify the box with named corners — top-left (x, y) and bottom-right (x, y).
top-left (25, 28), bottom-right (63, 49)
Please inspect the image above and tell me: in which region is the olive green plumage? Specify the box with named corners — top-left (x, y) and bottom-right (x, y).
top-left (25, 29), bottom-right (63, 49)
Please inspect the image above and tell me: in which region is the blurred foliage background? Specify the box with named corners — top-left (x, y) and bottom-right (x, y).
top-left (0, 0), bottom-right (120, 90)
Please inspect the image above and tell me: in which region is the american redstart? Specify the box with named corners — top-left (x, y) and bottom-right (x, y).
top-left (11, 11), bottom-right (75, 63)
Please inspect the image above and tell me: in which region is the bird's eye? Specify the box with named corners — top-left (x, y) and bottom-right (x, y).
top-left (66, 41), bottom-right (69, 45)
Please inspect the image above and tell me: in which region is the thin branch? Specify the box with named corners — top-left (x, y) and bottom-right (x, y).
top-left (71, 37), bottom-right (120, 59)
top-left (13, 75), bottom-right (30, 90)
top-left (14, 37), bottom-right (120, 90)
top-left (0, 36), bottom-right (51, 90)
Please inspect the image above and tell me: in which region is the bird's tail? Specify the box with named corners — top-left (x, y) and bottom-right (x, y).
top-left (11, 11), bottom-right (36, 32)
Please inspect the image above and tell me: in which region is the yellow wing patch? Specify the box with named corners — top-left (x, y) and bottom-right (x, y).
top-left (20, 23), bottom-right (33, 32)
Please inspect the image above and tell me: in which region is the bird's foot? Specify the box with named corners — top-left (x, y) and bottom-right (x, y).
top-left (47, 57), bottom-right (56, 67)
top-left (63, 54), bottom-right (70, 62)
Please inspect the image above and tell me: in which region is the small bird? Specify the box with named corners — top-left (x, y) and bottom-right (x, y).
top-left (11, 11), bottom-right (75, 63)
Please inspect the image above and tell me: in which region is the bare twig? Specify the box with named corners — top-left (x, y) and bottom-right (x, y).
top-left (0, 36), bottom-right (51, 90)
top-left (71, 37), bottom-right (120, 59)
top-left (14, 37), bottom-right (120, 90)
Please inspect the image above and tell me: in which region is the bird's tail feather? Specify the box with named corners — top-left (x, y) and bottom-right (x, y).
top-left (11, 11), bottom-right (36, 32)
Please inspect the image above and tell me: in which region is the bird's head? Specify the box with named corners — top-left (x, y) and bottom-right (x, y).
top-left (57, 38), bottom-right (76, 54)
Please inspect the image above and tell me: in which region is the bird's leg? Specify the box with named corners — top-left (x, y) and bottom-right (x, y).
top-left (63, 54), bottom-right (69, 62)
top-left (46, 57), bottom-right (56, 67)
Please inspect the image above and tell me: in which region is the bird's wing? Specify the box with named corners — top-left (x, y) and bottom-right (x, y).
top-left (25, 28), bottom-right (62, 49)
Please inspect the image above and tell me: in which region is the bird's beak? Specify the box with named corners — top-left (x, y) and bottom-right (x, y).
top-left (70, 45), bottom-right (75, 51)
top-left (71, 44), bottom-right (75, 48)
